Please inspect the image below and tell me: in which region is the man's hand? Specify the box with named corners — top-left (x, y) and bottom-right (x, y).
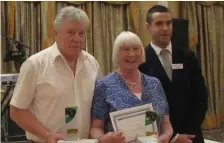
top-left (174, 134), bottom-right (195, 143)
top-left (158, 133), bottom-right (170, 143)
top-left (45, 133), bottom-right (67, 143)
top-left (99, 131), bottom-right (125, 143)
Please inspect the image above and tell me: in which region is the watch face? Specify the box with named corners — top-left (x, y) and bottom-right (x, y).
top-left (65, 106), bottom-right (78, 123)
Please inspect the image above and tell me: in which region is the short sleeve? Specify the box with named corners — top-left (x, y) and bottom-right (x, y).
top-left (95, 60), bottom-right (103, 80)
top-left (10, 58), bottom-right (38, 109)
top-left (91, 80), bottom-right (108, 120)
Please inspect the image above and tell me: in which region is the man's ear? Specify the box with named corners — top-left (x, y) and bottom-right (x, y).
top-left (146, 23), bottom-right (151, 33)
top-left (53, 29), bottom-right (58, 39)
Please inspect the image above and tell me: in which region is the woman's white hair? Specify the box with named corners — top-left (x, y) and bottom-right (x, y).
top-left (112, 31), bottom-right (146, 68)
top-left (54, 6), bottom-right (89, 30)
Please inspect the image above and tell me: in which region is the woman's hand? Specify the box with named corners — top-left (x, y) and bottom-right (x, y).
top-left (157, 133), bottom-right (171, 143)
top-left (45, 132), bottom-right (67, 143)
top-left (99, 131), bottom-right (125, 143)
top-left (174, 134), bottom-right (195, 143)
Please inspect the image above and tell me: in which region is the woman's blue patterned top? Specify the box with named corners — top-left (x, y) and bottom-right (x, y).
top-left (91, 72), bottom-right (169, 133)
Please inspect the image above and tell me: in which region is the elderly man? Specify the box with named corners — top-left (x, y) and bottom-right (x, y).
top-left (10, 6), bottom-right (101, 143)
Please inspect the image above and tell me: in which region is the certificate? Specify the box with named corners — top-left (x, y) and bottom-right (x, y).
top-left (110, 104), bottom-right (158, 142)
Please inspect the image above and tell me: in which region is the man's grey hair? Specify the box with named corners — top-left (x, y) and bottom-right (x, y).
top-left (112, 31), bottom-right (146, 68)
top-left (54, 6), bottom-right (89, 30)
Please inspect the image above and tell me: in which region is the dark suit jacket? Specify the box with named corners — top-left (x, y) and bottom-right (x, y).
top-left (139, 44), bottom-right (208, 143)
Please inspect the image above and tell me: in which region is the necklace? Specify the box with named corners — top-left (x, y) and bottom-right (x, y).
top-left (120, 70), bottom-right (141, 87)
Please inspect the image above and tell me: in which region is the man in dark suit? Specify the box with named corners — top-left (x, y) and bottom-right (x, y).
top-left (139, 5), bottom-right (208, 143)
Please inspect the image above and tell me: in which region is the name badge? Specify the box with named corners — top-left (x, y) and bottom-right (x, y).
top-left (65, 106), bottom-right (78, 135)
top-left (172, 64), bottom-right (183, 70)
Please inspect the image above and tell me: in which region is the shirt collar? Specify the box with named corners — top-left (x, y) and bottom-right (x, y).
top-left (151, 42), bottom-right (172, 56)
top-left (51, 42), bottom-right (62, 60)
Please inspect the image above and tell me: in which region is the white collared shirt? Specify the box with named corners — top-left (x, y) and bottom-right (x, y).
top-left (10, 42), bottom-right (101, 142)
top-left (151, 42), bottom-right (173, 66)
top-left (151, 42), bottom-right (179, 141)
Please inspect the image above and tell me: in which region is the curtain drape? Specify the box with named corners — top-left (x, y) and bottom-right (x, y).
top-left (181, 1), bottom-right (224, 129)
top-left (2, 1), bottom-right (158, 75)
top-left (1, 2), bottom-right (41, 73)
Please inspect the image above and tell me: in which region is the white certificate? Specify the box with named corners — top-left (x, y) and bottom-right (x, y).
top-left (110, 104), bottom-right (158, 142)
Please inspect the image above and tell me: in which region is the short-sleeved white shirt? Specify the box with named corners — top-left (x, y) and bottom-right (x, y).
top-left (10, 42), bottom-right (100, 142)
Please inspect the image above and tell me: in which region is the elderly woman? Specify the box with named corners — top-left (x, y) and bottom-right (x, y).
top-left (90, 31), bottom-right (173, 143)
